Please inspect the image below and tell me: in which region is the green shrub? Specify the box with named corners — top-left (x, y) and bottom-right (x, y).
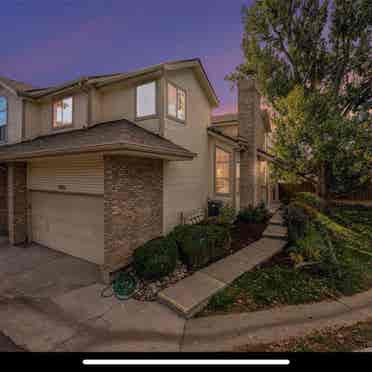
top-left (288, 223), bottom-right (341, 276)
top-left (238, 202), bottom-right (270, 224)
top-left (133, 236), bottom-right (178, 280)
top-left (295, 192), bottom-right (327, 212)
top-left (285, 201), bottom-right (312, 242)
top-left (173, 224), bottom-right (231, 269)
top-left (217, 204), bottom-right (236, 226)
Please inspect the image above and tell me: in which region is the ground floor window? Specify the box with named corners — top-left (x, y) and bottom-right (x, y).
top-left (215, 147), bottom-right (231, 194)
top-left (236, 161), bottom-right (240, 194)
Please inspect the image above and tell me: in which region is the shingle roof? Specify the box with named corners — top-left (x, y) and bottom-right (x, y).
top-left (207, 126), bottom-right (239, 144)
top-left (211, 113), bottom-right (238, 125)
top-left (0, 118), bottom-right (196, 161)
top-left (18, 59), bottom-right (218, 106)
top-left (0, 76), bottom-right (36, 93)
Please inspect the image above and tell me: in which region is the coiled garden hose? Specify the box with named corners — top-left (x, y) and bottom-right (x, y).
top-left (101, 271), bottom-right (137, 301)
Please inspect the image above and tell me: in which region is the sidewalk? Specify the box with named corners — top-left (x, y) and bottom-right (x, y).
top-left (181, 289), bottom-right (372, 351)
top-left (1, 284), bottom-right (372, 352)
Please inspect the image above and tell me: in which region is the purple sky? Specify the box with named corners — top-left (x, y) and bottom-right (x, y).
top-left (0, 0), bottom-right (249, 114)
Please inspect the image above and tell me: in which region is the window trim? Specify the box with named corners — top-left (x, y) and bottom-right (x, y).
top-left (52, 95), bottom-right (74, 130)
top-left (214, 145), bottom-right (232, 196)
top-left (166, 81), bottom-right (187, 124)
top-left (0, 96), bottom-right (8, 127)
top-left (0, 96), bottom-right (8, 143)
top-left (135, 80), bottom-right (158, 121)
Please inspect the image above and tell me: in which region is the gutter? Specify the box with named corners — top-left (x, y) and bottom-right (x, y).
top-left (0, 141), bottom-right (196, 162)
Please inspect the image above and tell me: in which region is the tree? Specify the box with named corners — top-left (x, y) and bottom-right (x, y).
top-left (271, 86), bottom-right (371, 198)
top-left (228, 0), bottom-right (372, 197)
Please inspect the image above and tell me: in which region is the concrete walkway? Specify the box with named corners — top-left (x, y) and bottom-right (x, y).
top-left (157, 210), bottom-right (287, 318)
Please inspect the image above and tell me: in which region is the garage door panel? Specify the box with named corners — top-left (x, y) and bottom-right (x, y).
top-left (30, 191), bottom-right (104, 264)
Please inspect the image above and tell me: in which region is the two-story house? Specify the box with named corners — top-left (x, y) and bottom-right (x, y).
top-left (0, 59), bottom-right (274, 281)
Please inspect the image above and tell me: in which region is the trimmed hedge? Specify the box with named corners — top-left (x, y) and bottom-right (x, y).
top-left (294, 192), bottom-right (327, 212)
top-left (133, 236), bottom-right (179, 280)
top-left (237, 202), bottom-right (270, 224)
top-left (170, 224), bottom-right (231, 270)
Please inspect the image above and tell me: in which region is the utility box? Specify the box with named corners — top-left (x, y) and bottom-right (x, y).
top-left (208, 199), bottom-right (223, 217)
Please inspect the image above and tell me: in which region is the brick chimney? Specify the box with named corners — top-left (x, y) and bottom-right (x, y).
top-left (238, 77), bottom-right (260, 208)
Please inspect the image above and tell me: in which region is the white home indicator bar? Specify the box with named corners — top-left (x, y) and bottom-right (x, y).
top-left (83, 359), bottom-right (290, 366)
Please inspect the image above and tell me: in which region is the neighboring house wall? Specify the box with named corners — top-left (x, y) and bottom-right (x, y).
top-left (208, 136), bottom-right (237, 209)
top-left (162, 69), bottom-right (211, 232)
top-left (238, 77), bottom-right (271, 208)
top-left (219, 125), bottom-right (238, 138)
top-left (0, 87), bottom-right (23, 144)
top-left (0, 166), bottom-right (7, 233)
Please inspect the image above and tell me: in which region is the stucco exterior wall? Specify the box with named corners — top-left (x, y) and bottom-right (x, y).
top-left (37, 92), bottom-right (89, 136)
top-left (162, 69), bottom-right (211, 232)
top-left (24, 100), bottom-right (42, 139)
top-left (0, 87), bottom-right (23, 144)
top-left (219, 125), bottom-right (238, 138)
top-left (100, 80), bottom-right (161, 134)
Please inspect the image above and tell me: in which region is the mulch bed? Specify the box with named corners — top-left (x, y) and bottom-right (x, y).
top-left (131, 220), bottom-right (269, 302)
top-left (229, 220), bottom-right (268, 254)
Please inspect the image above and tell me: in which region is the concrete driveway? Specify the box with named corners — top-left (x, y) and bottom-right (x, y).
top-left (0, 236), bottom-right (185, 352)
top-left (0, 236), bottom-right (101, 299)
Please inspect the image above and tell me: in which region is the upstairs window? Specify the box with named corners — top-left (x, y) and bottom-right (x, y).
top-left (53, 97), bottom-right (73, 128)
top-left (167, 82), bottom-right (186, 122)
top-left (136, 81), bottom-right (156, 118)
top-left (0, 97), bottom-right (7, 127)
top-left (215, 147), bottom-right (231, 195)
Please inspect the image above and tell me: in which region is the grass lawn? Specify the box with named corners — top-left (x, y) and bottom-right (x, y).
top-left (235, 318), bottom-right (372, 352)
top-left (200, 205), bottom-right (372, 317)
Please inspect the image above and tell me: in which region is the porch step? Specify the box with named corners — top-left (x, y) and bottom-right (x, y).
top-left (157, 238), bottom-right (286, 319)
top-left (262, 224), bottom-right (287, 240)
top-left (269, 212), bottom-right (285, 226)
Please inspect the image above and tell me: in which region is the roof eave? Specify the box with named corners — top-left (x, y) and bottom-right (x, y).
top-left (0, 141), bottom-right (196, 162)
top-left (207, 128), bottom-right (240, 148)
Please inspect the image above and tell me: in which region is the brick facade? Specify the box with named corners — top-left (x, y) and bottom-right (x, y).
top-left (8, 162), bottom-right (28, 245)
top-left (103, 155), bottom-right (163, 277)
top-left (238, 78), bottom-right (259, 208)
top-left (0, 166), bottom-right (8, 234)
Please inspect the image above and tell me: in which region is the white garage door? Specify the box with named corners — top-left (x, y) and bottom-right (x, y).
top-left (28, 155), bottom-right (104, 265)
top-left (30, 191), bottom-right (104, 264)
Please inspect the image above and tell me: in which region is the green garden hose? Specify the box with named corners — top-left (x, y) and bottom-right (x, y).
top-left (101, 271), bottom-right (137, 301)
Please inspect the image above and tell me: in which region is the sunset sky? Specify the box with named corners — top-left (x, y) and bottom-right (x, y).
top-left (0, 0), bottom-right (250, 114)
